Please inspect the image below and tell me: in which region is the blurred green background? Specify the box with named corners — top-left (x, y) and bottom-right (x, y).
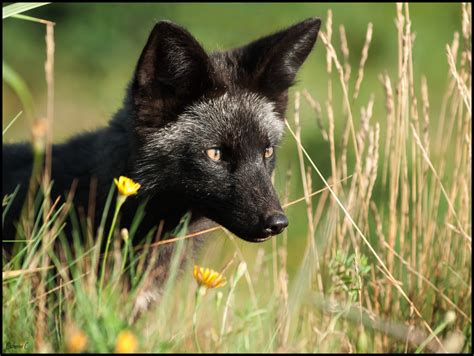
top-left (2, 3), bottom-right (463, 271)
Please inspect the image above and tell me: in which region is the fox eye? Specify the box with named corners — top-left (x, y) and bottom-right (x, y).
top-left (206, 148), bottom-right (222, 162)
top-left (264, 147), bottom-right (274, 159)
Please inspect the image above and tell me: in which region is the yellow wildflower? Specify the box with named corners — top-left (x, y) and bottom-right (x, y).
top-left (65, 327), bottom-right (88, 353)
top-left (115, 330), bottom-right (138, 353)
top-left (114, 176), bottom-right (141, 197)
top-left (193, 265), bottom-right (227, 289)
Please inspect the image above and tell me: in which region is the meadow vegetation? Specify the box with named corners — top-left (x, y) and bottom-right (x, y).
top-left (2, 3), bottom-right (472, 353)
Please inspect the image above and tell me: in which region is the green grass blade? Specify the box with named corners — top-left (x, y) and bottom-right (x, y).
top-left (2, 111), bottom-right (22, 136)
top-left (2, 185), bottom-right (20, 225)
top-left (11, 13), bottom-right (52, 24)
top-left (2, 2), bottom-right (51, 19)
top-left (3, 62), bottom-right (35, 119)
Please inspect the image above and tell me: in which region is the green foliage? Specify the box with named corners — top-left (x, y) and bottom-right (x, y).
top-left (329, 250), bottom-right (371, 303)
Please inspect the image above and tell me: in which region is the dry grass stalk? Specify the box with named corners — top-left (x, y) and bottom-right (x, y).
top-left (379, 73), bottom-right (395, 190)
top-left (302, 89), bottom-right (328, 141)
top-left (363, 123), bottom-right (379, 223)
top-left (2, 266), bottom-right (55, 280)
top-left (293, 91), bottom-right (324, 292)
top-left (435, 33), bottom-right (459, 156)
top-left (404, 6), bottom-right (419, 123)
top-left (324, 9), bottom-right (336, 233)
top-left (446, 45), bottom-right (471, 115)
top-left (276, 169), bottom-right (292, 349)
top-left (403, 6), bottom-right (421, 290)
top-left (44, 22), bottom-right (55, 184)
top-left (385, 2), bottom-right (410, 312)
top-left (410, 122), bottom-right (471, 244)
top-left (312, 184), bottom-right (330, 234)
top-left (420, 76), bottom-right (431, 171)
top-left (341, 97), bottom-right (374, 239)
top-left (339, 24), bottom-right (351, 87)
top-left (319, 27), bottom-right (367, 249)
top-left (442, 82), bottom-right (463, 156)
top-left (461, 2), bottom-right (471, 44)
top-left (338, 23), bottom-right (352, 176)
top-left (326, 100), bottom-right (337, 190)
top-left (325, 9), bottom-right (333, 75)
top-left (399, 9), bottom-right (412, 282)
top-left (338, 96), bottom-right (374, 241)
top-left (319, 31), bottom-right (361, 165)
top-left (35, 22), bottom-right (56, 352)
top-left (339, 110), bottom-right (351, 181)
top-left (353, 22), bottom-right (373, 100)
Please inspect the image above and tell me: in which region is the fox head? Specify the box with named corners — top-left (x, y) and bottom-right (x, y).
top-left (129, 18), bottom-right (321, 242)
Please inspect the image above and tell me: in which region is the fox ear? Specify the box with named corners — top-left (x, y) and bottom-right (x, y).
top-left (132, 21), bottom-right (214, 125)
top-left (235, 17), bottom-right (321, 100)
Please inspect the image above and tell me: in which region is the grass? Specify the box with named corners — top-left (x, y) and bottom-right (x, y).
top-left (2, 3), bottom-right (472, 353)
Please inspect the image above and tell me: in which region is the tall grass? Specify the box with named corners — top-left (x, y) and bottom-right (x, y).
top-left (2, 3), bottom-right (471, 353)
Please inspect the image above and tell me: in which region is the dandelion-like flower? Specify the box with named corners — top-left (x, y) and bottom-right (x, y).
top-left (115, 330), bottom-right (138, 353)
top-left (65, 327), bottom-right (88, 353)
top-left (114, 176), bottom-right (141, 197)
top-left (193, 265), bottom-right (227, 289)
top-left (192, 265), bottom-right (226, 352)
top-left (99, 177), bottom-right (140, 302)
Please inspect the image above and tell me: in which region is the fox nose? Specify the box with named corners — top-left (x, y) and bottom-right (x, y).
top-left (263, 212), bottom-right (289, 235)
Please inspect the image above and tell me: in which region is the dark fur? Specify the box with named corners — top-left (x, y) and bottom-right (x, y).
top-left (3, 18), bottom-right (321, 263)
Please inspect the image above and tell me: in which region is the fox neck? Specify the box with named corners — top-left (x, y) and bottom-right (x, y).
top-left (101, 106), bottom-right (192, 240)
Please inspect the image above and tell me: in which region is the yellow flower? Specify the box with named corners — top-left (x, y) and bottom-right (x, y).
top-left (193, 265), bottom-right (227, 289)
top-left (65, 327), bottom-right (88, 353)
top-left (115, 330), bottom-right (138, 353)
top-left (114, 176), bottom-right (141, 197)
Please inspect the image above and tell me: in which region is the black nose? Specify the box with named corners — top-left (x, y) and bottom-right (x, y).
top-left (264, 212), bottom-right (289, 235)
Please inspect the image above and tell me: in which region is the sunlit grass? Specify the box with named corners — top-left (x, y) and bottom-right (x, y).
top-left (2, 3), bottom-right (472, 354)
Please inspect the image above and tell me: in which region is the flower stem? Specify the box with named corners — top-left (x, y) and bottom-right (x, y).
top-left (219, 282), bottom-right (235, 342)
top-left (220, 262), bottom-right (246, 342)
top-left (193, 286), bottom-right (205, 353)
top-left (98, 195), bottom-right (125, 305)
top-left (120, 236), bottom-right (130, 276)
top-left (111, 229), bottom-right (131, 294)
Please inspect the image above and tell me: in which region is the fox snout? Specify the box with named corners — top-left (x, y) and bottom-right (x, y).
top-left (243, 208), bottom-right (288, 243)
top-left (263, 211), bottom-right (289, 236)
top-left (239, 173), bottom-right (289, 242)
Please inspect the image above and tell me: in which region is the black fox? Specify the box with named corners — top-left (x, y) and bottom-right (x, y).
top-left (3, 18), bottom-right (321, 272)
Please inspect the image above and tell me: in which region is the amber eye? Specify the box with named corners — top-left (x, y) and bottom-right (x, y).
top-left (206, 148), bottom-right (222, 162)
top-left (264, 147), bottom-right (274, 159)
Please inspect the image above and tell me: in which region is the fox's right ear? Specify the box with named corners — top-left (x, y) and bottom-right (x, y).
top-left (132, 21), bottom-right (214, 126)
top-left (234, 18), bottom-right (321, 109)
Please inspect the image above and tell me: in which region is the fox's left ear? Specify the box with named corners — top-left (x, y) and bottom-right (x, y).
top-left (234, 17), bottom-right (321, 103)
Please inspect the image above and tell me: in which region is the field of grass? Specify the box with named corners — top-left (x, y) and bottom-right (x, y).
top-left (2, 3), bottom-right (472, 353)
